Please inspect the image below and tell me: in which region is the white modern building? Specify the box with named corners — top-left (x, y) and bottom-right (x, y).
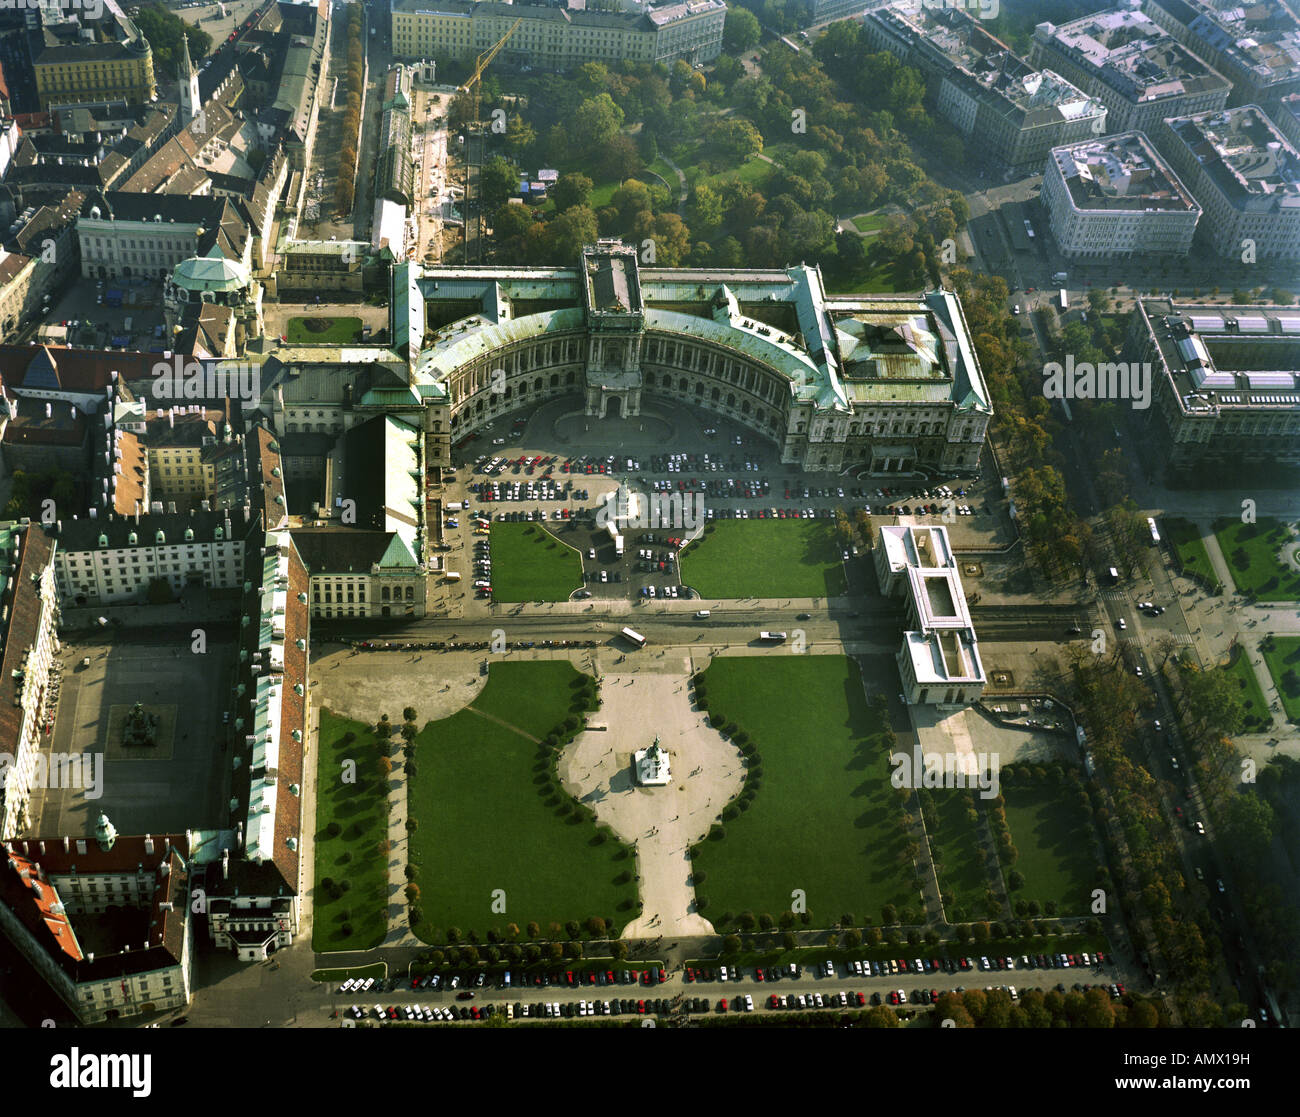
top-left (876, 524), bottom-right (985, 707)
top-left (1162, 106), bottom-right (1300, 260)
top-left (1043, 131), bottom-right (1202, 259)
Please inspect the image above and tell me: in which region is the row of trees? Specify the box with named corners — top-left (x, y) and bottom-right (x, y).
top-left (335, 3), bottom-right (364, 216)
top-left (1068, 653), bottom-right (1245, 1025)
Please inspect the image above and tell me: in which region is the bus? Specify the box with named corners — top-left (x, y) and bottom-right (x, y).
top-left (759, 631), bottom-right (787, 643)
top-left (1148, 517), bottom-right (1161, 546)
top-left (621, 627), bottom-right (646, 648)
top-left (1058, 289), bottom-right (1068, 311)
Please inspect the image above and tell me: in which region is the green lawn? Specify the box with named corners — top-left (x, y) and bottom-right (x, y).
top-left (824, 242), bottom-right (907, 296)
top-left (999, 785), bottom-right (1095, 917)
top-left (680, 519), bottom-right (848, 598)
top-left (489, 522), bottom-right (582, 602)
top-left (312, 711), bottom-right (392, 951)
top-left (848, 214), bottom-right (889, 235)
top-left (408, 662), bottom-right (636, 939)
top-left (693, 153), bottom-right (773, 193)
top-left (1219, 647), bottom-right (1272, 732)
top-left (922, 789), bottom-right (993, 919)
top-left (1261, 636), bottom-right (1300, 722)
top-left (1214, 518), bottom-right (1300, 600)
top-left (1164, 517), bottom-right (1217, 584)
top-left (691, 655), bottom-right (917, 927)
top-left (467, 659), bottom-right (587, 739)
top-left (286, 316), bottom-right (363, 344)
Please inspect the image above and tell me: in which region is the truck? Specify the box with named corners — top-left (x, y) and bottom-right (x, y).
top-left (445, 501), bottom-right (464, 511)
top-left (1052, 271), bottom-right (1068, 284)
top-left (443, 571), bottom-right (461, 582)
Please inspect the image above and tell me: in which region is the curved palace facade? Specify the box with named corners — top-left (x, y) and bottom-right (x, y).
top-left (260, 240), bottom-right (992, 478)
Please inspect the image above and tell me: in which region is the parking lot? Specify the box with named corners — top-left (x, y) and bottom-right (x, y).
top-left (334, 949), bottom-right (1128, 1024)
top-left (431, 399), bottom-right (1014, 612)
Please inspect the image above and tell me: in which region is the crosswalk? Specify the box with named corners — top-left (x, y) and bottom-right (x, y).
top-left (1098, 590), bottom-right (1128, 602)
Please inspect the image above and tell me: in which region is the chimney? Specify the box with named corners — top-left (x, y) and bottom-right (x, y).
top-left (62, 836), bottom-right (70, 853)
top-left (144, 834), bottom-right (153, 855)
top-left (221, 849), bottom-right (229, 881)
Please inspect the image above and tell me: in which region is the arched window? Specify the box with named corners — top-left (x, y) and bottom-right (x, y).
top-left (550, 373), bottom-right (559, 387)
top-left (711, 387), bottom-right (720, 401)
top-left (381, 586), bottom-right (391, 602)
top-left (406, 586), bottom-right (414, 601)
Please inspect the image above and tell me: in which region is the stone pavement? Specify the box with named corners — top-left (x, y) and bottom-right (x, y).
top-left (557, 668), bottom-right (743, 939)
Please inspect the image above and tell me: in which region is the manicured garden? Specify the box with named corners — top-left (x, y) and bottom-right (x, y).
top-left (995, 778), bottom-right (1098, 918)
top-left (1261, 635), bottom-right (1300, 723)
top-left (1214, 517), bottom-right (1300, 600)
top-left (680, 519), bottom-right (848, 598)
top-left (286, 315), bottom-right (364, 344)
top-left (488, 522), bottom-right (583, 602)
top-left (312, 711), bottom-right (392, 951)
top-left (921, 788), bottom-right (995, 921)
top-left (690, 655), bottom-right (916, 928)
top-left (406, 662), bottom-right (637, 940)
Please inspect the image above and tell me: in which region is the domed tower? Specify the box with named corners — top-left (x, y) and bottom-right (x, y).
top-left (95, 813), bottom-right (118, 853)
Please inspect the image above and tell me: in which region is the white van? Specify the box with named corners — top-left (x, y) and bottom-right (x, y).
top-left (444, 571), bottom-right (461, 582)
top-left (695, 609), bottom-right (711, 619)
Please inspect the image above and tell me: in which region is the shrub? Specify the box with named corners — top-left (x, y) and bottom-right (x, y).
top-left (324, 821), bottom-right (342, 838)
top-left (403, 707), bottom-right (417, 722)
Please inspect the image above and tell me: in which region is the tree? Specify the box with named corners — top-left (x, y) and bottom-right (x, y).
top-left (481, 156), bottom-right (519, 209)
top-left (690, 183), bottom-right (725, 234)
top-left (548, 205), bottom-right (599, 260)
top-left (551, 173), bottom-right (593, 213)
top-left (572, 94), bottom-right (625, 148)
top-left (723, 7), bottom-right (761, 52)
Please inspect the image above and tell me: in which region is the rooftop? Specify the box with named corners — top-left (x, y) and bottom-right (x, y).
top-left (1050, 131), bottom-right (1200, 213)
top-left (1166, 105), bottom-right (1300, 211)
top-left (1135, 297), bottom-right (1300, 416)
top-left (1033, 8), bottom-right (1229, 105)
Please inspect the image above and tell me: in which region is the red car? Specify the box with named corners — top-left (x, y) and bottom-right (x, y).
top-left (719, 998), bottom-right (728, 1012)
top-left (565, 971), bottom-right (574, 986)
top-left (637, 1000), bottom-right (646, 1014)
top-left (755, 969), bottom-right (764, 982)
top-left (855, 992), bottom-right (866, 1007)
top-left (769, 994), bottom-right (780, 1008)
top-left (685, 969), bottom-right (695, 983)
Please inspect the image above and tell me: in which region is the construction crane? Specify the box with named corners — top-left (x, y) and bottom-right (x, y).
top-left (460, 18), bottom-right (522, 124)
